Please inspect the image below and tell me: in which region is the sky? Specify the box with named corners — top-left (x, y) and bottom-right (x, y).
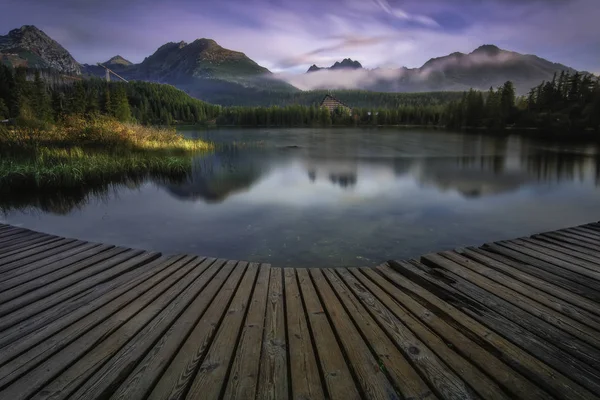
top-left (1, 0), bottom-right (599, 74)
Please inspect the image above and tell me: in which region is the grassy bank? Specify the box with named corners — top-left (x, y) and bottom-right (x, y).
top-left (0, 116), bottom-right (213, 190)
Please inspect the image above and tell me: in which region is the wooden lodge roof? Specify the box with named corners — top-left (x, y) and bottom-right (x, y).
top-left (320, 94), bottom-right (351, 112)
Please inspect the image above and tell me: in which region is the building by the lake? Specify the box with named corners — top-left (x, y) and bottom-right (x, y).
top-left (320, 94), bottom-right (352, 113)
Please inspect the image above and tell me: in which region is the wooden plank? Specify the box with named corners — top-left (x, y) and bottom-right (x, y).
top-left (357, 267), bottom-right (543, 400)
top-left (496, 241), bottom-right (600, 283)
top-left (256, 267), bottom-right (288, 400)
top-left (310, 268), bottom-right (400, 400)
top-left (0, 241), bottom-right (101, 284)
top-left (147, 261), bottom-right (247, 400)
top-left (335, 268), bottom-right (480, 400)
top-left (324, 268), bottom-right (437, 399)
top-left (539, 231), bottom-right (600, 253)
top-left (0, 231), bottom-right (39, 245)
top-left (459, 247), bottom-right (600, 319)
top-left (0, 256), bottom-right (187, 367)
top-left (432, 252), bottom-right (600, 350)
top-left (389, 260), bottom-right (600, 395)
top-left (186, 263), bottom-right (261, 400)
top-left (295, 268), bottom-right (360, 400)
top-left (58, 258), bottom-right (227, 400)
top-left (544, 231), bottom-right (600, 252)
top-left (376, 263), bottom-right (596, 400)
top-left (0, 256), bottom-right (204, 399)
top-left (0, 242), bottom-right (106, 289)
top-left (223, 265), bottom-right (272, 400)
top-left (483, 243), bottom-right (600, 296)
top-left (0, 239), bottom-right (81, 272)
top-left (107, 258), bottom-right (232, 400)
top-left (0, 250), bottom-right (157, 331)
top-left (0, 227), bottom-right (27, 238)
top-left (421, 254), bottom-right (600, 369)
top-left (0, 236), bottom-right (62, 258)
top-left (512, 238), bottom-right (600, 272)
top-left (282, 268), bottom-right (324, 400)
top-left (520, 237), bottom-right (600, 269)
top-left (0, 248), bottom-right (144, 318)
top-left (568, 227), bottom-right (600, 241)
top-left (468, 247), bottom-right (600, 304)
top-left (0, 245), bottom-right (122, 301)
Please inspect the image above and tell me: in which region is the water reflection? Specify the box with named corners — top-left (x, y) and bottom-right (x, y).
top-left (3, 128), bottom-right (600, 267)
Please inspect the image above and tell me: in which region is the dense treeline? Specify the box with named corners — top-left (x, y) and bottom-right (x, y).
top-left (0, 66), bottom-right (220, 125)
top-left (446, 72), bottom-right (600, 132)
top-left (1, 64), bottom-right (598, 133)
top-left (216, 104), bottom-right (445, 126)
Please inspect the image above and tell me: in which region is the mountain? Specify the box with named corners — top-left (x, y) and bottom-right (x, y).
top-left (298, 45), bottom-right (584, 94)
top-left (83, 38), bottom-right (298, 104)
top-left (307, 58), bottom-right (363, 73)
top-left (0, 25), bottom-right (81, 74)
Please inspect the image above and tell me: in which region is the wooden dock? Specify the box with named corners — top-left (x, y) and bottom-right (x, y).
top-left (1, 222), bottom-right (600, 399)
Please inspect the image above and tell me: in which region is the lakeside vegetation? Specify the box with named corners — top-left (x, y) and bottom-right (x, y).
top-left (0, 65), bottom-right (216, 191)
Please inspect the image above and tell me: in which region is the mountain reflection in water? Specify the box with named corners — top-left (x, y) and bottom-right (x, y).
top-left (3, 128), bottom-right (600, 267)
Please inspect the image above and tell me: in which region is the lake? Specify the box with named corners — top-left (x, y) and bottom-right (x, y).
top-left (3, 128), bottom-right (600, 267)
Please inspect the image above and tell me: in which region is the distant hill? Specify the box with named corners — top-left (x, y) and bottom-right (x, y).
top-left (0, 25), bottom-right (81, 75)
top-left (307, 58), bottom-right (363, 73)
top-left (296, 45), bottom-right (585, 94)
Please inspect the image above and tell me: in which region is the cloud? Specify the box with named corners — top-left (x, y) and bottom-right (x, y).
top-left (372, 0), bottom-right (439, 26)
top-left (1, 0), bottom-right (598, 75)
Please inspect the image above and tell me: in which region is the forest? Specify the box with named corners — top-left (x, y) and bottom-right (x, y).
top-left (445, 72), bottom-right (600, 131)
top-left (1, 65), bottom-right (598, 133)
top-left (0, 65), bottom-right (221, 126)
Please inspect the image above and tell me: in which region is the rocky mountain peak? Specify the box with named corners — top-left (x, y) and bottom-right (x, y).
top-left (0, 25), bottom-right (81, 74)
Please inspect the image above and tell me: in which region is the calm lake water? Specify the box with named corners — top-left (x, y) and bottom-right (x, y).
top-left (3, 128), bottom-right (600, 267)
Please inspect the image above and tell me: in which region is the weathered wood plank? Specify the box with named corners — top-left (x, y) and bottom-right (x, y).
top-left (0, 236), bottom-right (62, 258)
top-left (438, 251), bottom-right (600, 345)
top-left (310, 268), bottom-right (400, 400)
top-left (544, 231), bottom-right (600, 252)
top-left (0, 231), bottom-right (39, 246)
top-left (483, 243), bottom-right (600, 296)
top-left (512, 238), bottom-right (600, 272)
top-left (0, 256), bottom-right (187, 368)
top-left (222, 265), bottom-right (271, 400)
top-left (357, 267), bottom-right (541, 400)
top-left (0, 250), bottom-right (156, 331)
top-left (63, 258), bottom-right (226, 400)
top-left (0, 239), bottom-right (82, 273)
top-left (458, 247), bottom-right (600, 320)
top-left (496, 241), bottom-right (600, 283)
top-left (467, 247), bottom-right (600, 304)
top-left (256, 267), bottom-right (288, 400)
top-left (324, 268), bottom-right (437, 399)
top-left (377, 263), bottom-right (596, 400)
top-left (282, 268), bottom-right (324, 400)
top-left (0, 244), bottom-right (116, 299)
top-left (295, 268), bottom-right (360, 400)
top-left (335, 268), bottom-right (479, 400)
top-left (0, 255), bottom-right (198, 396)
top-left (186, 263), bottom-right (261, 400)
top-left (0, 241), bottom-right (101, 284)
top-left (147, 261), bottom-right (247, 400)
top-left (0, 247), bottom-right (132, 313)
top-left (389, 260), bottom-right (600, 395)
top-left (107, 258), bottom-right (231, 400)
top-left (519, 237), bottom-right (600, 270)
top-left (421, 254), bottom-right (600, 370)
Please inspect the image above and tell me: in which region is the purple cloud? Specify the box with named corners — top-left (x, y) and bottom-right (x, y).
top-left (1, 0), bottom-right (598, 74)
